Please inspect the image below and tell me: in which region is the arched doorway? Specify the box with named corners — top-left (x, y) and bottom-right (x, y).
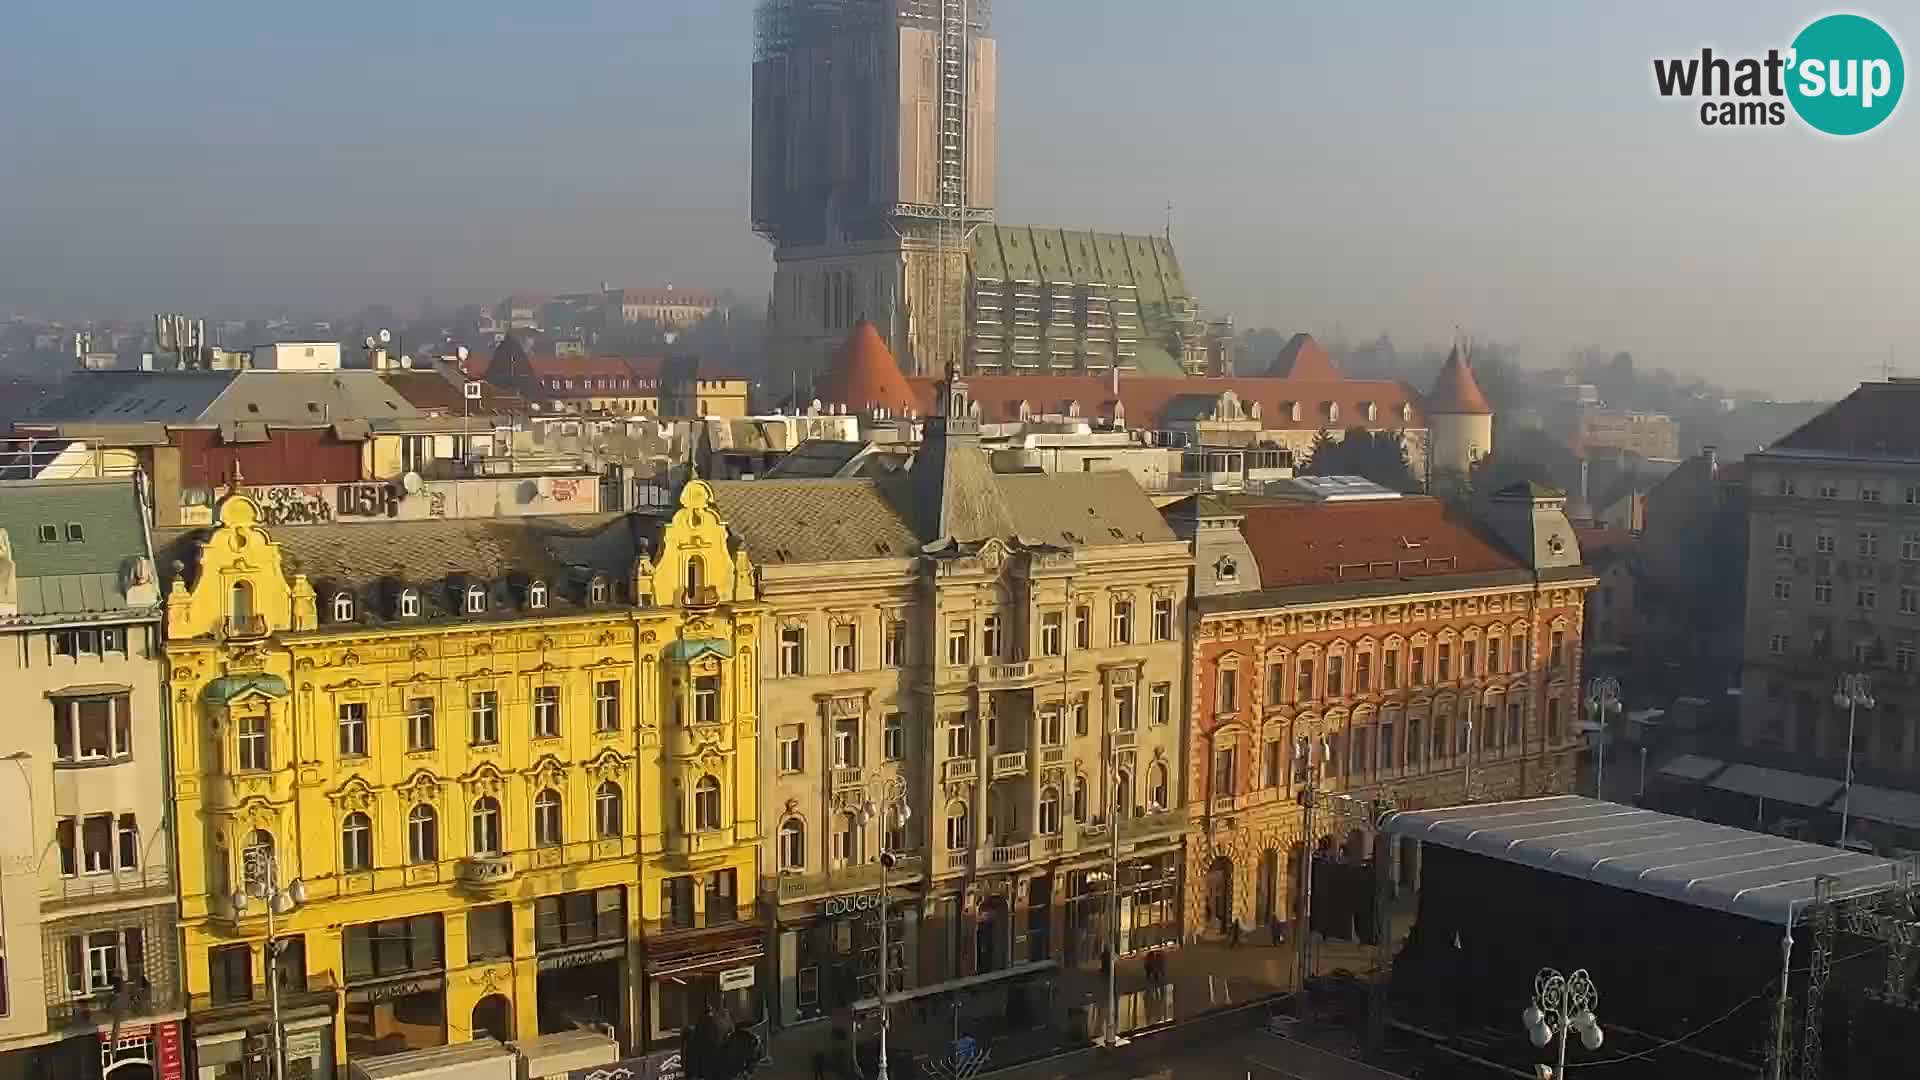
top-left (977, 896), bottom-right (1010, 974)
top-left (472, 994), bottom-right (513, 1044)
top-left (1255, 848), bottom-right (1280, 927)
top-left (1205, 855), bottom-right (1233, 934)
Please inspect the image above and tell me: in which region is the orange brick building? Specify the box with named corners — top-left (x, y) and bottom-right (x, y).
top-left (1177, 484), bottom-right (1597, 939)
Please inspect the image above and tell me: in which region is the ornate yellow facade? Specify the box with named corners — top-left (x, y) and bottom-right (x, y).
top-left (160, 483), bottom-right (761, 1077)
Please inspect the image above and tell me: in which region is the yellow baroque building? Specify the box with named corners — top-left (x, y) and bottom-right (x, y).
top-left (157, 483), bottom-right (762, 1079)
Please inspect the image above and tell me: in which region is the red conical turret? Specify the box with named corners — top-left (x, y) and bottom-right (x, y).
top-left (814, 320), bottom-right (917, 415)
top-left (1428, 341), bottom-right (1493, 415)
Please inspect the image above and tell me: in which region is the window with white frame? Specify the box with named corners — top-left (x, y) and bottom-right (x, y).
top-left (1074, 604), bottom-right (1092, 650)
top-left (1040, 706), bottom-right (1063, 747)
top-left (64, 927), bottom-right (143, 997)
top-left (1111, 599), bottom-right (1133, 645)
top-left (1041, 611), bottom-right (1063, 657)
top-left (237, 713), bottom-right (269, 771)
top-left (779, 626), bottom-right (806, 675)
top-left (332, 592), bottom-right (354, 622)
top-left (981, 614), bottom-right (1003, 660)
top-left (692, 675), bottom-right (719, 725)
top-left (944, 714), bottom-right (971, 757)
top-left (946, 620), bottom-right (970, 665)
top-left (51, 693), bottom-right (132, 763)
top-left (945, 802), bottom-right (969, 849)
top-left (470, 691), bottom-right (500, 745)
top-left (533, 686), bottom-right (560, 738)
top-left (465, 585), bottom-right (488, 614)
top-left (778, 725), bottom-right (804, 772)
top-left (1038, 787), bottom-right (1061, 835)
top-left (883, 712), bottom-right (905, 761)
top-left (594, 680), bottom-right (621, 731)
top-left (533, 789), bottom-right (563, 847)
top-left (1150, 682), bottom-right (1171, 727)
top-left (338, 702), bottom-right (368, 757)
top-left (832, 812), bottom-right (859, 866)
top-left (1215, 664), bottom-right (1238, 713)
top-left (595, 781), bottom-right (623, 838)
top-left (1114, 685), bottom-right (1136, 731)
top-left (472, 797), bottom-right (502, 855)
top-left (341, 812), bottom-right (372, 871)
top-left (693, 775), bottom-right (722, 831)
top-left (1149, 762), bottom-right (1170, 810)
top-left (833, 718), bottom-right (860, 768)
top-left (529, 581), bottom-right (548, 609)
top-left (778, 818), bottom-right (805, 871)
top-left (831, 623), bottom-right (857, 673)
top-left (1152, 596), bottom-right (1174, 641)
top-left (406, 697), bottom-right (435, 751)
top-left (399, 589), bottom-right (420, 617)
top-left (882, 619), bottom-right (906, 667)
top-left (408, 804), bottom-right (438, 863)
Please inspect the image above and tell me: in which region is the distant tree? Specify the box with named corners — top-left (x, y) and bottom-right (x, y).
top-left (1303, 429), bottom-right (1340, 473)
top-left (1303, 427), bottom-right (1418, 492)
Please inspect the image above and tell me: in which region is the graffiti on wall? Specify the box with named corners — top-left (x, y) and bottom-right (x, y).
top-left (253, 485), bottom-right (332, 526)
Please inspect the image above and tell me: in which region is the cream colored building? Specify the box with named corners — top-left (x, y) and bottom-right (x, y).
top-left (711, 370), bottom-right (1192, 1027)
top-left (0, 477), bottom-right (182, 1078)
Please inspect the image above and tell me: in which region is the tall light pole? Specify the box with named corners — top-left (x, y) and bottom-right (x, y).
top-left (1833, 673), bottom-right (1875, 845)
top-left (859, 777), bottom-right (911, 1080)
top-left (1584, 677), bottom-right (1621, 800)
top-left (1523, 968), bottom-right (1602, 1080)
top-left (1096, 732), bottom-right (1129, 1048)
top-left (231, 848), bottom-right (306, 1080)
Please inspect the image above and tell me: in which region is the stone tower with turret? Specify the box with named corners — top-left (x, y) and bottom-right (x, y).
top-left (1426, 338), bottom-right (1495, 492)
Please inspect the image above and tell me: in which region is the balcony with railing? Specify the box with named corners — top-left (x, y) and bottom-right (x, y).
top-left (43, 864), bottom-right (174, 909)
top-left (832, 766), bottom-right (864, 790)
top-left (221, 614), bottom-right (269, 640)
top-left (942, 758), bottom-right (978, 782)
top-left (681, 585), bottom-right (720, 609)
top-left (1111, 728), bottom-right (1137, 750)
top-left (1039, 745), bottom-right (1068, 767)
top-left (990, 751), bottom-right (1028, 779)
top-left (985, 841), bottom-right (1031, 868)
top-left (944, 849), bottom-right (974, 873)
top-left (47, 978), bottom-right (188, 1030)
top-left (775, 853), bottom-right (925, 902)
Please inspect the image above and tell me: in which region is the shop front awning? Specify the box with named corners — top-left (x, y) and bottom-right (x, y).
top-left (1656, 754), bottom-right (1726, 783)
top-left (1840, 784), bottom-right (1920, 831)
top-left (1707, 764), bottom-right (1841, 808)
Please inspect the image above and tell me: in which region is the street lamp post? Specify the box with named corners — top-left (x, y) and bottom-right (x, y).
top-left (1585, 677), bottom-right (1621, 800)
top-left (1522, 968), bottom-right (1602, 1080)
top-left (231, 848), bottom-right (306, 1080)
top-left (1833, 673), bottom-right (1875, 846)
top-left (858, 778), bottom-right (911, 1080)
top-left (1097, 733), bottom-right (1129, 1048)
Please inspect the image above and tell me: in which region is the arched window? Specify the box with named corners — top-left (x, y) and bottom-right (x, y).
top-left (1072, 775), bottom-right (1088, 822)
top-left (534, 789), bottom-right (563, 847)
top-left (240, 829), bottom-right (273, 884)
top-left (595, 781), bottom-right (623, 838)
top-left (466, 585), bottom-right (488, 614)
top-left (399, 588), bottom-right (420, 618)
top-left (685, 556), bottom-right (705, 600)
top-left (1038, 786), bottom-right (1061, 835)
top-left (778, 817), bottom-right (805, 871)
top-left (1149, 762), bottom-right (1170, 811)
top-left (407, 805), bottom-right (438, 864)
top-left (472, 796), bottom-right (502, 856)
top-left (229, 580), bottom-right (254, 623)
top-left (332, 592), bottom-right (354, 622)
top-left (1115, 768), bottom-right (1134, 819)
top-left (693, 775), bottom-right (722, 831)
top-left (945, 801), bottom-right (970, 849)
top-left (529, 581), bottom-right (548, 610)
top-left (341, 812), bottom-right (372, 871)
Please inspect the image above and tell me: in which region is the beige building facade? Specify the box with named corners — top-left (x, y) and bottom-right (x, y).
top-left (713, 371), bottom-right (1192, 1027)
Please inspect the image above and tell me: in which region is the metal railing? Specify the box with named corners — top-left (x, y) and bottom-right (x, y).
top-left (987, 841), bottom-right (1031, 867)
top-left (43, 864), bottom-right (174, 906)
top-left (943, 759), bottom-right (978, 781)
top-left (832, 766), bottom-right (864, 790)
top-left (991, 751), bottom-right (1028, 778)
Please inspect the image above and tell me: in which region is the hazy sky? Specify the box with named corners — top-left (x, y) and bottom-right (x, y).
top-left (2, 1), bottom-right (1914, 397)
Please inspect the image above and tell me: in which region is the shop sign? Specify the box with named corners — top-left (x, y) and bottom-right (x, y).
top-left (156, 1021), bottom-right (185, 1080)
top-left (284, 1030), bottom-right (325, 1060)
top-left (538, 943), bottom-right (625, 972)
top-left (347, 975), bottom-right (443, 1003)
top-left (820, 891), bottom-right (885, 918)
top-left (718, 965), bottom-right (756, 991)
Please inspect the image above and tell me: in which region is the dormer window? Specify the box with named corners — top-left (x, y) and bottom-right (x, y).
top-left (590, 577), bottom-right (610, 604)
top-left (466, 586), bottom-right (488, 614)
top-left (1401, 402), bottom-right (1413, 423)
top-left (1326, 402), bottom-right (1340, 424)
top-left (332, 592), bottom-right (355, 622)
top-left (399, 589), bottom-right (420, 618)
top-left (1216, 557), bottom-right (1239, 584)
top-left (529, 581), bottom-right (548, 610)
top-left (1364, 401), bottom-right (1378, 423)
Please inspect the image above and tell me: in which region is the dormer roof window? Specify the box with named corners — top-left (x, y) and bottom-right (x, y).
top-left (332, 592), bottom-right (355, 622)
top-left (398, 589), bottom-right (421, 618)
top-left (529, 581), bottom-right (548, 610)
top-left (466, 585), bottom-right (488, 615)
top-left (589, 576), bottom-right (609, 604)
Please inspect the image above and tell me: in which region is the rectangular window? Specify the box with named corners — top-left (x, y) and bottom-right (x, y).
top-left (210, 943), bottom-right (253, 1005)
top-left (779, 626), bottom-right (805, 676)
top-left (1410, 647), bottom-right (1426, 686)
top-left (52, 694), bottom-right (133, 763)
top-left (1384, 648), bottom-right (1400, 689)
top-left (117, 814), bottom-right (139, 870)
top-left (1074, 605), bottom-right (1092, 650)
top-left (1817, 529), bottom-right (1836, 554)
top-left (1819, 482), bottom-right (1840, 499)
top-left (1859, 531), bottom-right (1881, 558)
top-left (833, 718), bottom-right (859, 768)
top-left (1437, 644), bottom-right (1452, 682)
top-left (343, 915), bottom-right (444, 981)
top-left (532, 686), bottom-right (561, 738)
top-left (470, 690), bottom-right (499, 745)
top-left (1407, 717), bottom-right (1423, 766)
top-left (1111, 600), bottom-right (1133, 645)
top-left (1511, 638), bottom-right (1526, 672)
top-left (884, 713), bottom-right (905, 760)
top-left (883, 619), bottom-right (906, 667)
top-left (1327, 655), bottom-right (1346, 697)
top-left (1815, 579), bottom-right (1835, 605)
top-left (1040, 612), bottom-right (1063, 657)
top-left (1039, 706), bottom-right (1064, 748)
top-left (1150, 682), bottom-right (1171, 727)
top-left (82, 814), bottom-right (113, 873)
top-left (692, 676), bottom-right (720, 725)
top-left (1263, 739), bottom-right (1283, 787)
top-left (944, 714), bottom-right (971, 758)
top-left (1768, 633), bottom-right (1790, 655)
top-left (1903, 587), bottom-right (1919, 615)
top-left (1774, 528), bottom-right (1795, 552)
top-left (1266, 663), bottom-right (1285, 706)
top-left (1152, 597), bottom-right (1174, 642)
top-left (1549, 631), bottom-right (1566, 669)
top-left (1548, 699), bottom-right (1565, 740)
top-left (1463, 642), bottom-right (1477, 678)
top-left (1072, 693), bottom-right (1089, 737)
top-left (238, 714), bottom-right (269, 771)
top-left (1904, 534), bottom-right (1920, 562)
top-left (1297, 658), bottom-right (1315, 700)
top-left (1212, 746), bottom-right (1237, 798)
top-left (594, 680), bottom-right (621, 731)
top-left (777, 725), bottom-right (804, 773)
top-left (1215, 667), bottom-right (1238, 713)
top-left (1488, 637), bottom-right (1503, 674)
top-left (406, 697), bottom-right (435, 752)
top-left (1857, 586), bottom-right (1878, 610)
top-left (831, 623), bottom-right (857, 673)
top-left (1774, 578), bottom-right (1793, 602)
top-left (1114, 686), bottom-right (1136, 732)
top-left (946, 621), bottom-right (970, 666)
top-left (1356, 651), bottom-right (1373, 692)
top-left (467, 904), bottom-right (513, 963)
top-left (981, 615), bottom-right (1002, 661)
top-left (1379, 719), bottom-right (1397, 770)
top-left (1899, 641), bottom-right (1916, 672)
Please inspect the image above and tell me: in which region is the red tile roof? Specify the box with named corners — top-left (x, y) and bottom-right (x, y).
top-left (903, 374), bottom-right (1426, 431)
top-left (1426, 344), bottom-right (1494, 415)
top-left (1238, 497), bottom-right (1525, 588)
top-left (528, 355), bottom-right (664, 379)
top-left (816, 321), bottom-right (918, 414)
top-left (382, 371), bottom-right (527, 414)
top-left (1266, 333), bottom-right (1342, 379)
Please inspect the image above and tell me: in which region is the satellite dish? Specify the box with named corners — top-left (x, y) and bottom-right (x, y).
top-left (377, 328), bottom-right (392, 345)
top-left (402, 471), bottom-right (424, 493)
top-left (456, 345), bottom-right (470, 362)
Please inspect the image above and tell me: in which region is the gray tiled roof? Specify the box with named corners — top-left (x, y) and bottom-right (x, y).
top-left (709, 479), bottom-right (921, 564)
top-left (997, 471), bottom-right (1178, 547)
top-left (0, 477), bottom-right (155, 619)
top-left (156, 513), bottom-right (641, 627)
top-left (25, 371), bottom-right (236, 424)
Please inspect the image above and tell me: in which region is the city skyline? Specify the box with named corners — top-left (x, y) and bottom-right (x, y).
top-left (2, 1), bottom-right (1914, 397)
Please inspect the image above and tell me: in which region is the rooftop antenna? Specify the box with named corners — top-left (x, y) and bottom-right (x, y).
top-left (1164, 200), bottom-right (1174, 244)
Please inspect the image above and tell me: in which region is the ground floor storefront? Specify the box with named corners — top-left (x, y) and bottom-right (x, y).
top-left (640, 920), bottom-right (765, 1055)
top-left (0, 1018), bottom-right (189, 1080)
